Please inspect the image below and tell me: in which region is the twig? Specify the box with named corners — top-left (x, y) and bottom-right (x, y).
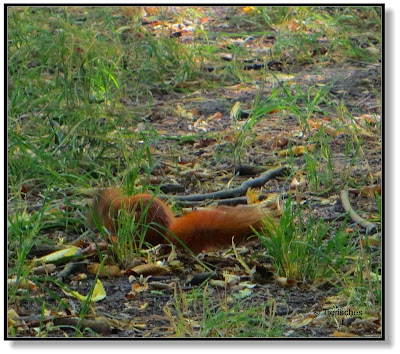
top-left (170, 165), bottom-right (290, 202)
top-left (23, 315), bottom-right (112, 334)
top-left (56, 261), bottom-right (87, 282)
top-left (346, 59), bottom-right (381, 67)
top-left (340, 190), bottom-right (377, 234)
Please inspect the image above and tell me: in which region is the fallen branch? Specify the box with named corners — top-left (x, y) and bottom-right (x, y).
top-left (23, 315), bottom-right (112, 334)
top-left (57, 261), bottom-right (87, 282)
top-left (169, 165), bottom-right (290, 202)
top-left (340, 190), bottom-right (377, 234)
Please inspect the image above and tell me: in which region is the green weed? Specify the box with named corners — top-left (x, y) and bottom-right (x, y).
top-left (258, 196), bottom-right (356, 280)
top-left (164, 282), bottom-right (286, 337)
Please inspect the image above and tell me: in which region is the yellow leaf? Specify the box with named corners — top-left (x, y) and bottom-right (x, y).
top-left (8, 309), bottom-right (20, 327)
top-left (242, 7), bottom-right (256, 14)
top-left (277, 146), bottom-right (307, 157)
top-left (230, 101), bottom-right (241, 120)
top-left (36, 246), bottom-right (81, 264)
top-left (62, 279), bottom-right (106, 302)
top-left (233, 288), bottom-right (252, 299)
top-left (246, 188), bottom-right (258, 205)
top-left (91, 279), bottom-right (107, 302)
top-left (290, 316), bottom-right (313, 329)
top-left (139, 302), bottom-right (148, 310)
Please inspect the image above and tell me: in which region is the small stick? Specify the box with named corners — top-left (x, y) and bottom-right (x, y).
top-left (340, 190), bottom-right (377, 234)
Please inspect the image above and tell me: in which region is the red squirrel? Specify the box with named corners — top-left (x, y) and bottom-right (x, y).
top-left (88, 188), bottom-right (264, 254)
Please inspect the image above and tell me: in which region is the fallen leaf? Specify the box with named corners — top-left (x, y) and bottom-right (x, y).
top-left (233, 288), bottom-right (253, 299)
top-left (130, 264), bottom-right (170, 276)
top-left (126, 283), bottom-right (149, 299)
top-left (277, 146), bottom-right (307, 156)
top-left (361, 185), bottom-right (381, 198)
top-left (87, 263), bottom-right (123, 277)
top-left (62, 279), bottom-right (106, 302)
top-left (270, 135), bottom-right (289, 149)
top-left (8, 309), bottom-right (20, 327)
top-left (32, 264), bottom-right (56, 274)
top-left (331, 331), bottom-right (359, 337)
top-left (361, 236), bottom-right (381, 248)
top-left (71, 273), bottom-right (88, 281)
top-left (290, 316), bottom-right (313, 328)
top-left (290, 174), bottom-right (307, 190)
top-left (275, 277), bottom-right (297, 288)
top-left (8, 277), bottom-right (37, 291)
top-left (242, 6), bottom-right (256, 14)
top-left (230, 101), bottom-right (241, 120)
top-left (36, 246), bottom-right (82, 264)
top-left (246, 188), bottom-right (259, 205)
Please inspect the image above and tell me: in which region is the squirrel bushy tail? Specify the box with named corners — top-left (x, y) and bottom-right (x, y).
top-left (88, 188), bottom-right (264, 253)
top-left (168, 207), bottom-right (263, 253)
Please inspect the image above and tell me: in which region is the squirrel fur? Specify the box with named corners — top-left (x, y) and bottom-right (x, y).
top-left (88, 188), bottom-right (264, 254)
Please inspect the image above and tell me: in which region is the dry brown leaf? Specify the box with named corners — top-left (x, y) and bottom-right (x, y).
top-left (361, 185), bottom-right (381, 198)
top-left (176, 104), bottom-right (193, 119)
top-left (132, 283), bottom-right (149, 293)
top-left (359, 237), bottom-right (380, 248)
top-left (32, 264), bottom-right (56, 274)
top-left (71, 273), bottom-right (88, 281)
top-left (331, 331), bottom-right (359, 337)
top-left (8, 277), bottom-right (37, 291)
top-left (354, 114), bottom-right (380, 127)
top-left (270, 135), bottom-right (289, 149)
top-left (290, 174), bottom-right (307, 190)
top-left (277, 146), bottom-right (307, 157)
top-left (144, 7), bottom-right (158, 15)
top-left (21, 184), bottom-right (28, 199)
top-left (275, 277), bottom-right (297, 288)
top-left (290, 316), bottom-right (313, 329)
top-left (87, 263), bottom-right (123, 277)
top-left (206, 112), bottom-right (222, 121)
top-left (126, 283), bottom-right (149, 299)
top-left (350, 317), bottom-right (380, 333)
top-left (131, 264), bottom-right (170, 276)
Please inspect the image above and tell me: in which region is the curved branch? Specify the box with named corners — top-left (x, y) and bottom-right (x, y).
top-left (340, 190), bottom-right (377, 234)
top-left (170, 165), bottom-right (290, 202)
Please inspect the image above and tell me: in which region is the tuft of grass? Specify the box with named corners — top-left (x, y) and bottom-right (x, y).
top-left (257, 195), bottom-right (381, 310)
top-left (258, 196), bottom-right (354, 280)
top-left (164, 282), bottom-right (286, 337)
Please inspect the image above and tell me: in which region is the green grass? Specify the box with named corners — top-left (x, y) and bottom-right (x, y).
top-left (165, 282), bottom-right (286, 337)
top-left (258, 196), bottom-right (381, 309)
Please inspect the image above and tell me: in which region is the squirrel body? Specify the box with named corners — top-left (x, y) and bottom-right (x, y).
top-left (89, 188), bottom-right (264, 254)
